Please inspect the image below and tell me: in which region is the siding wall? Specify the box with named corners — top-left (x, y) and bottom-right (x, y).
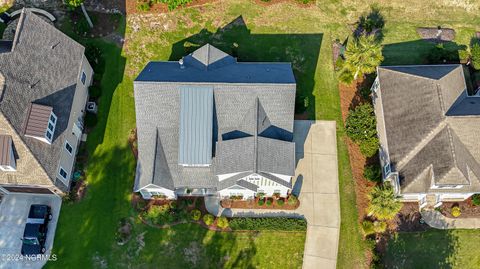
top-left (56, 55), bottom-right (93, 190)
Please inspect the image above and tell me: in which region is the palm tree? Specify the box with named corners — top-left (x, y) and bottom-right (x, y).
top-left (367, 185), bottom-right (402, 220)
top-left (344, 34), bottom-right (384, 80)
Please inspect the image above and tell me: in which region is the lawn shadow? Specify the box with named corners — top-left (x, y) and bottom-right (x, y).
top-left (383, 230), bottom-right (459, 268)
top-left (168, 15), bottom-right (322, 121)
top-left (382, 39), bottom-right (466, 66)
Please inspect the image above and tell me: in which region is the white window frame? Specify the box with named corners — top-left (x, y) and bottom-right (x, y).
top-left (45, 112), bottom-right (57, 144)
top-left (65, 141), bottom-right (73, 155)
top-left (59, 167), bottom-right (68, 180)
top-left (383, 163), bottom-right (391, 177)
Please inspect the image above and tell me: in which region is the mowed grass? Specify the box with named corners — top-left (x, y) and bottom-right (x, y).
top-left (384, 230), bottom-right (480, 269)
top-left (45, 0), bottom-right (480, 268)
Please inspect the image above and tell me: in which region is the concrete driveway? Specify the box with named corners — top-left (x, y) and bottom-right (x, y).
top-left (0, 193), bottom-right (61, 269)
top-left (293, 120), bottom-right (340, 269)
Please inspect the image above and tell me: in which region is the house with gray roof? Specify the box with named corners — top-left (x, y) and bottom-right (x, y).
top-left (0, 9), bottom-right (93, 195)
top-left (373, 64), bottom-right (480, 208)
top-left (134, 44), bottom-right (296, 199)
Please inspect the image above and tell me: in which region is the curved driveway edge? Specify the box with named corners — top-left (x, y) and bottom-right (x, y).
top-left (205, 120), bottom-right (340, 269)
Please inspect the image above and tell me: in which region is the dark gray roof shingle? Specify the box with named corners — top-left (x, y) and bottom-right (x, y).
top-left (134, 44), bottom-right (296, 191)
top-left (0, 10), bottom-right (86, 184)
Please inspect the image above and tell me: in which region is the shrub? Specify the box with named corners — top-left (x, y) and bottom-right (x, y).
top-left (256, 192), bottom-right (265, 199)
top-left (137, 1), bottom-right (151, 11)
top-left (373, 221), bottom-right (387, 233)
top-left (186, 199), bottom-right (194, 206)
top-left (85, 44), bottom-right (104, 73)
top-left (471, 43), bottom-right (480, 70)
top-left (216, 216), bottom-right (229, 229)
top-left (143, 204), bottom-right (173, 225)
top-left (288, 195), bottom-right (298, 206)
top-left (362, 220), bottom-right (375, 236)
top-left (357, 6), bottom-right (385, 34)
top-left (64, 0), bottom-right (84, 9)
top-left (203, 214), bottom-right (214, 226)
top-left (363, 164), bottom-right (382, 182)
top-left (367, 185), bottom-right (402, 220)
top-left (258, 199), bottom-right (265, 206)
top-left (277, 199), bottom-right (285, 206)
top-left (345, 103), bottom-right (379, 157)
top-left (266, 199), bottom-right (272, 206)
top-left (230, 217), bottom-right (308, 231)
top-left (89, 85), bottom-right (102, 99)
top-left (84, 113), bottom-right (98, 128)
top-left (342, 34), bottom-right (384, 82)
top-left (459, 49), bottom-right (470, 63)
top-left (451, 206), bottom-right (461, 218)
top-left (472, 194), bottom-right (480, 206)
top-left (190, 209), bottom-right (201, 221)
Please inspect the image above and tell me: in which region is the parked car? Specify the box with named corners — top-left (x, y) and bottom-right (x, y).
top-left (21, 205), bottom-right (51, 255)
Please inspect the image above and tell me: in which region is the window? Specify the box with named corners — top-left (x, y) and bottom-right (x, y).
top-left (81, 72), bottom-right (87, 85)
top-left (383, 163), bottom-right (391, 176)
top-left (48, 123), bottom-right (54, 131)
top-left (65, 141), bottom-right (73, 154)
top-left (46, 131), bottom-right (52, 140)
top-left (49, 115), bottom-right (56, 124)
top-left (59, 168), bottom-right (68, 179)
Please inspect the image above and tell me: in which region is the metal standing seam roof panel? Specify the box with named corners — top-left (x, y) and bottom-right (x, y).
top-left (0, 135), bottom-right (13, 166)
top-left (178, 86), bottom-right (213, 165)
top-left (23, 103), bottom-right (52, 137)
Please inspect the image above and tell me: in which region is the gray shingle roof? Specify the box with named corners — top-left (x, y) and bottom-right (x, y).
top-left (134, 44), bottom-right (296, 191)
top-left (0, 10), bottom-right (86, 185)
top-left (377, 64), bottom-right (480, 193)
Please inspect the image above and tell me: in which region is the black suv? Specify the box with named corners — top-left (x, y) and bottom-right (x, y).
top-left (21, 205), bottom-right (52, 255)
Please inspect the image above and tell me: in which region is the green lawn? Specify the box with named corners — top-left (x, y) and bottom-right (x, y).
top-left (384, 230), bottom-right (480, 269)
top-left (46, 0), bottom-right (480, 268)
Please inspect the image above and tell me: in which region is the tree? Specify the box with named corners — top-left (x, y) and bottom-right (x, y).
top-left (342, 35), bottom-right (384, 81)
top-left (367, 185), bottom-right (402, 220)
top-left (345, 103), bottom-right (379, 157)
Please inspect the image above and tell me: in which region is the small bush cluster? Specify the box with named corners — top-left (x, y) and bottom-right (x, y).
top-left (216, 216), bottom-right (229, 229)
top-left (190, 209), bottom-right (201, 221)
top-left (277, 199), bottom-right (285, 206)
top-left (265, 199), bottom-right (272, 207)
top-left (230, 217), bottom-right (307, 231)
top-left (143, 204), bottom-right (173, 225)
top-left (363, 164), bottom-right (382, 182)
top-left (89, 85), bottom-right (102, 99)
top-left (451, 206), bottom-right (461, 218)
top-left (203, 214), bottom-right (214, 226)
top-left (64, 0), bottom-right (84, 9)
top-left (426, 43), bottom-right (459, 64)
top-left (258, 199), bottom-right (265, 206)
top-left (471, 42), bottom-right (480, 70)
top-left (345, 103), bottom-right (379, 157)
top-left (362, 220), bottom-right (387, 236)
top-left (288, 195), bottom-right (298, 206)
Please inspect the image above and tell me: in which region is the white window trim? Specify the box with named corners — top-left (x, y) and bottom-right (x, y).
top-left (45, 112), bottom-right (57, 144)
top-left (65, 141), bottom-right (73, 155)
top-left (59, 167), bottom-right (68, 180)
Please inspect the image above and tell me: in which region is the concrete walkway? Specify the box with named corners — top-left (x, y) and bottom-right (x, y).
top-left (421, 210), bottom-right (480, 229)
top-left (205, 120), bottom-right (340, 269)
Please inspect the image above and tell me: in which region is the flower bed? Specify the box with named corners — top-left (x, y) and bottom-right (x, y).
top-left (439, 200), bottom-right (480, 218)
top-left (220, 195), bottom-right (300, 210)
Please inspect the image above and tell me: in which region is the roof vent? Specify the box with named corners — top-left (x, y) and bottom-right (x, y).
top-left (179, 58), bottom-right (185, 69)
top-left (29, 79), bottom-right (40, 89)
top-left (51, 41), bottom-right (60, 50)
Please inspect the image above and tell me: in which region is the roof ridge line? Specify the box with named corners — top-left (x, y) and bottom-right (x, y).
top-left (253, 97), bottom-right (259, 173)
top-left (397, 121), bottom-right (447, 170)
top-left (381, 66), bottom-right (449, 81)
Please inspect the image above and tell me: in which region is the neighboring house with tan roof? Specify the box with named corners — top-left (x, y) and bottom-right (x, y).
top-left (134, 44), bottom-right (296, 199)
top-left (0, 9), bottom-right (93, 195)
top-left (373, 64), bottom-right (480, 208)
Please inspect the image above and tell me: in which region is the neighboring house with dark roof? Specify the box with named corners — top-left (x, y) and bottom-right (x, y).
top-left (0, 9), bottom-right (93, 195)
top-left (134, 44), bottom-right (296, 199)
top-left (373, 64), bottom-right (480, 208)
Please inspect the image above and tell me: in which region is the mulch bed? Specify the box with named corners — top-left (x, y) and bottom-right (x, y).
top-left (221, 196), bottom-right (299, 210)
top-left (394, 202), bottom-right (429, 232)
top-left (69, 10), bottom-right (122, 38)
top-left (128, 128), bottom-right (138, 160)
top-left (417, 27), bottom-right (456, 43)
top-left (439, 199), bottom-right (480, 218)
top-left (338, 78), bottom-right (377, 223)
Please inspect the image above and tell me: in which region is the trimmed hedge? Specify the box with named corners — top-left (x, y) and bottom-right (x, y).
top-left (230, 217), bottom-right (307, 231)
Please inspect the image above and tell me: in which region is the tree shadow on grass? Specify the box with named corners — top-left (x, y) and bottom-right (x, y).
top-left (383, 229), bottom-right (459, 269)
top-left (168, 15), bottom-right (322, 120)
